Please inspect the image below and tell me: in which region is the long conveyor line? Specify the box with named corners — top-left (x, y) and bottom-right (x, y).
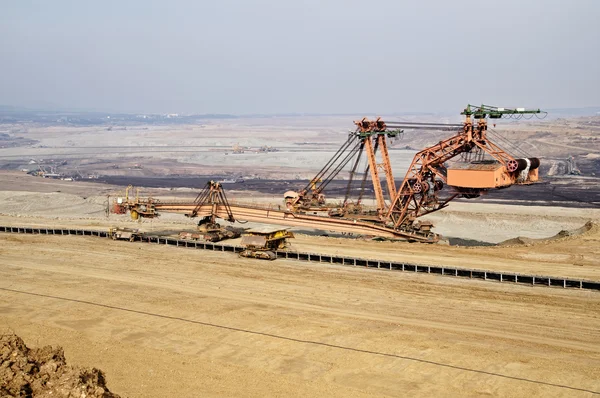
top-left (1, 225), bottom-right (598, 292)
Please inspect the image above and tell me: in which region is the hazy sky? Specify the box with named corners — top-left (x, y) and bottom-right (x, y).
top-left (1, 0), bottom-right (598, 114)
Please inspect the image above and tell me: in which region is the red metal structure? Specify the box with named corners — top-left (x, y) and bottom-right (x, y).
top-left (115, 104), bottom-right (545, 243)
top-left (383, 104), bottom-right (543, 236)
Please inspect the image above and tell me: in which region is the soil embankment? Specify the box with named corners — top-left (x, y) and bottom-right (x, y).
top-left (1, 333), bottom-right (120, 397)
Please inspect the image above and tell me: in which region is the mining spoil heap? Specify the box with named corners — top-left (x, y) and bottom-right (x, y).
top-left (0, 333), bottom-right (120, 397)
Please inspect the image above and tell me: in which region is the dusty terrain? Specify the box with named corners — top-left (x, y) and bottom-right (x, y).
top-left (0, 233), bottom-right (599, 397)
top-left (0, 333), bottom-right (120, 397)
top-left (0, 172), bottom-right (599, 397)
top-left (0, 114), bottom-right (599, 397)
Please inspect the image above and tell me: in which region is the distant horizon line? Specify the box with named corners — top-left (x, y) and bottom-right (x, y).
top-left (1, 104), bottom-right (599, 118)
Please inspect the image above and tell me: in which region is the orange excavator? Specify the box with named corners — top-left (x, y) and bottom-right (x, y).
top-left (115, 104), bottom-right (545, 243)
top-left (285, 104), bottom-right (544, 240)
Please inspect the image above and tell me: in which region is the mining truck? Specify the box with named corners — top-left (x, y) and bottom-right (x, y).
top-left (239, 227), bottom-right (294, 260)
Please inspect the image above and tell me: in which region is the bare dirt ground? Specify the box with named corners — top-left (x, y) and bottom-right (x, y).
top-left (0, 174), bottom-right (599, 396)
top-left (0, 233), bottom-right (599, 397)
top-left (1, 211), bottom-right (599, 281)
top-left (1, 333), bottom-right (120, 397)
top-left (0, 113), bottom-right (599, 396)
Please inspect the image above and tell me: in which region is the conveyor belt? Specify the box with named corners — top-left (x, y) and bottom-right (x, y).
top-left (1, 225), bottom-right (598, 291)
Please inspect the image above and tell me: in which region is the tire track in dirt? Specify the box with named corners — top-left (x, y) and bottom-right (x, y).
top-left (1, 286), bottom-right (598, 397)
top-left (2, 255), bottom-right (598, 354)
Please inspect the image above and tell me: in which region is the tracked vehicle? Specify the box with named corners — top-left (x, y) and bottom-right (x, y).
top-left (239, 227), bottom-right (294, 260)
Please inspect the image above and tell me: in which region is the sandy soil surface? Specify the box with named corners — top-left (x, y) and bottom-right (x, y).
top-left (1, 212), bottom-right (599, 280)
top-left (1, 333), bottom-right (120, 397)
top-left (1, 170), bottom-right (599, 396)
top-left (0, 233), bottom-right (598, 397)
top-left (2, 113), bottom-right (599, 397)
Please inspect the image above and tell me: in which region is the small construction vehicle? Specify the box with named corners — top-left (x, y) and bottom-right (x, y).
top-left (179, 224), bottom-right (241, 243)
top-left (195, 215), bottom-right (242, 242)
top-left (239, 227), bottom-right (294, 260)
top-left (108, 227), bottom-right (142, 242)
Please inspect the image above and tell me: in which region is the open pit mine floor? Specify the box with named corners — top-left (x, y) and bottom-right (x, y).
top-left (1, 173), bottom-right (599, 396)
top-left (1, 212), bottom-right (599, 281)
top-left (1, 229), bottom-right (599, 397)
top-left (1, 225), bottom-right (599, 291)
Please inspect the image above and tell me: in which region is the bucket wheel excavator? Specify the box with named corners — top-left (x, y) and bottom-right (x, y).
top-left (114, 104), bottom-right (545, 243)
top-left (285, 104), bottom-right (545, 241)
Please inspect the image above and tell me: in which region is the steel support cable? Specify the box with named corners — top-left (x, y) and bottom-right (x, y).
top-left (219, 189), bottom-right (235, 222)
top-left (303, 140), bottom-right (349, 192)
top-left (315, 134), bottom-right (355, 176)
top-left (304, 135), bottom-right (356, 192)
top-left (346, 147), bottom-right (368, 202)
top-left (191, 184), bottom-right (213, 215)
top-left (486, 130), bottom-right (527, 158)
top-left (316, 149), bottom-right (357, 193)
top-left (344, 141), bottom-right (366, 203)
top-left (486, 129), bottom-right (529, 157)
top-left (487, 129), bottom-right (531, 158)
top-left (319, 140), bottom-right (363, 191)
top-left (319, 145), bottom-right (359, 188)
top-left (385, 121), bottom-right (464, 127)
top-left (193, 185), bottom-right (210, 204)
top-left (224, 185), bottom-right (248, 224)
top-left (356, 155), bottom-right (370, 203)
top-left (385, 125), bottom-right (461, 131)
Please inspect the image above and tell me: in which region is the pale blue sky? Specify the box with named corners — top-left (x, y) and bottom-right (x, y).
top-left (1, 0), bottom-right (598, 114)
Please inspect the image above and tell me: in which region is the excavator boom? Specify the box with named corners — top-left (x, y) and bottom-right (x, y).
top-left (114, 104), bottom-right (545, 243)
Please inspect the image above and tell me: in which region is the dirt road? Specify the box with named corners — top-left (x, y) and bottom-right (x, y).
top-left (1, 233), bottom-right (598, 397)
top-left (1, 212), bottom-right (599, 280)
